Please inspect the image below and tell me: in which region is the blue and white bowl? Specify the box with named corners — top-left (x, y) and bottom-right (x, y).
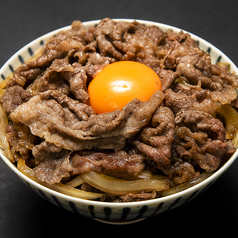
top-left (1, 19), bottom-right (238, 225)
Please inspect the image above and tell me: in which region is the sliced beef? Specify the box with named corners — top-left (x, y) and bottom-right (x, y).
top-left (211, 64), bottom-right (238, 89)
top-left (136, 54), bottom-right (161, 74)
top-left (158, 69), bottom-right (180, 92)
top-left (85, 52), bottom-right (115, 66)
top-left (175, 109), bottom-right (226, 141)
top-left (175, 49), bottom-right (238, 104)
top-left (164, 89), bottom-right (195, 114)
top-left (70, 151), bottom-right (145, 178)
top-left (174, 109), bottom-right (235, 172)
top-left (156, 29), bottom-right (238, 104)
top-left (164, 88), bottom-right (216, 116)
top-left (93, 18), bottom-right (139, 60)
top-left (26, 56), bottom-right (109, 103)
top-left (7, 21), bottom-right (88, 87)
top-left (5, 122), bottom-right (38, 161)
top-left (161, 159), bottom-right (200, 186)
top-left (209, 87), bottom-right (237, 105)
top-left (26, 58), bottom-right (71, 97)
top-left (1, 85), bottom-right (32, 115)
top-left (33, 152), bottom-right (73, 184)
top-left (64, 63), bottom-right (89, 103)
top-left (132, 106), bottom-right (175, 168)
top-left (32, 141), bottom-right (70, 164)
top-left (10, 89), bottom-right (163, 151)
top-left (93, 18), bottom-right (165, 61)
top-left (176, 52), bottom-right (213, 87)
top-left (45, 58), bottom-right (90, 103)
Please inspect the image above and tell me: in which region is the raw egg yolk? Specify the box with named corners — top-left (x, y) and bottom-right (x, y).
top-left (88, 61), bottom-right (161, 114)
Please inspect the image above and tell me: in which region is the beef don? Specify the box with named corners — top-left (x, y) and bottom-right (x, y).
top-left (1, 18), bottom-right (237, 201)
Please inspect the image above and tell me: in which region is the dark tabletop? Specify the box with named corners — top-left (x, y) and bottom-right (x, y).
top-left (1, 0), bottom-right (238, 236)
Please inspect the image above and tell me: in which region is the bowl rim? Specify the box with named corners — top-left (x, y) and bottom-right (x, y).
top-left (1, 18), bottom-right (238, 207)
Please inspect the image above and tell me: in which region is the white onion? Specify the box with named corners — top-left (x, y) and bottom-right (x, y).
top-left (66, 175), bottom-right (84, 187)
top-left (0, 104), bottom-right (14, 161)
top-left (81, 171), bottom-right (170, 195)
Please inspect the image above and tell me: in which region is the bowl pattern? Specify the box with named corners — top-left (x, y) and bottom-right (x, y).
top-left (23, 175), bottom-right (215, 224)
top-left (1, 19), bottom-right (238, 224)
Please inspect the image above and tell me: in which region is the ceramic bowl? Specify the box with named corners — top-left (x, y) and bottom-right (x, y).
top-left (1, 19), bottom-right (238, 225)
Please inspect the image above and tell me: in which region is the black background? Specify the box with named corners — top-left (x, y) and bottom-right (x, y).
top-left (1, 0), bottom-right (238, 236)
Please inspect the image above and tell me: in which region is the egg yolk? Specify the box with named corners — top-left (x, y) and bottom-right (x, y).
top-left (88, 61), bottom-right (161, 114)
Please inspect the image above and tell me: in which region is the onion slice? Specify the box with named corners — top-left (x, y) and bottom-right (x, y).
top-left (17, 159), bottom-right (103, 200)
top-left (66, 175), bottom-right (84, 187)
top-left (0, 104), bottom-right (14, 161)
top-left (215, 102), bottom-right (238, 139)
top-left (80, 171), bottom-right (170, 195)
